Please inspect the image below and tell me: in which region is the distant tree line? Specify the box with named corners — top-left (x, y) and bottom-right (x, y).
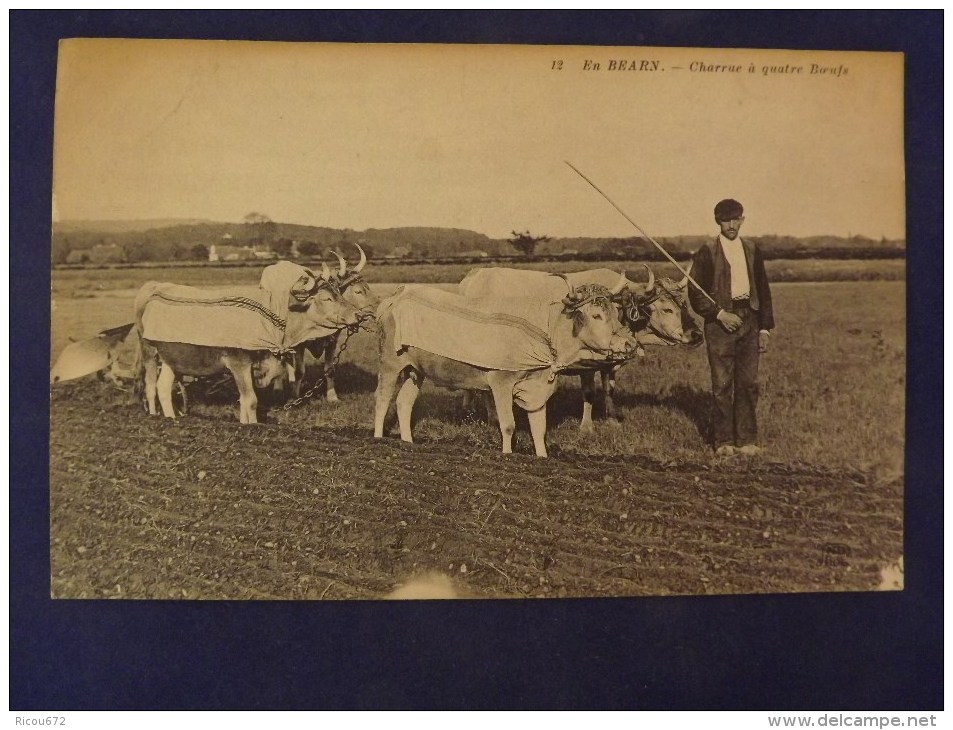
top-left (51, 219), bottom-right (507, 264)
top-left (51, 218), bottom-right (906, 266)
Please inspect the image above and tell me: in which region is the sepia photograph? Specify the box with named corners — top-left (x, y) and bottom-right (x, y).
top-left (12, 10), bottom-right (944, 713)
top-left (46, 39), bottom-right (908, 602)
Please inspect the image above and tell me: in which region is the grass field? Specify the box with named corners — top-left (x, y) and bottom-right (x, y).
top-left (51, 272), bottom-right (904, 474)
top-left (50, 257), bottom-right (905, 299)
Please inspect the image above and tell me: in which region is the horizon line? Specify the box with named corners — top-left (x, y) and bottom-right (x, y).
top-left (51, 217), bottom-right (907, 242)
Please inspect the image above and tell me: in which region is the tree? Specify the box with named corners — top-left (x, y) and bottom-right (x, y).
top-left (190, 244), bottom-right (210, 261)
top-left (271, 238), bottom-right (294, 257)
top-left (244, 212), bottom-right (278, 246)
top-left (508, 230), bottom-right (551, 257)
top-left (243, 212), bottom-right (270, 226)
top-left (297, 240), bottom-right (322, 257)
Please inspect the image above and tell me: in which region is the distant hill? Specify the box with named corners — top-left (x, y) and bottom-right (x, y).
top-left (50, 218), bottom-right (906, 265)
top-left (54, 218), bottom-right (217, 234)
top-left (51, 220), bottom-right (507, 264)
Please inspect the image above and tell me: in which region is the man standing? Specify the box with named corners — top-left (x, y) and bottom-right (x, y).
top-left (688, 199), bottom-right (774, 456)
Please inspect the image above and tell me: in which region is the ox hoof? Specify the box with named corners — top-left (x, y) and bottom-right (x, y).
top-left (579, 421), bottom-right (595, 433)
top-left (326, 395), bottom-right (341, 404)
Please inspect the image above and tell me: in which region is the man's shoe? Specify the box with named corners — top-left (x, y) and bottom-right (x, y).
top-left (715, 445), bottom-right (736, 457)
top-left (737, 444), bottom-right (763, 456)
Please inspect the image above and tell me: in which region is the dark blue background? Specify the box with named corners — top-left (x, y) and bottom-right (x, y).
top-left (11, 11), bottom-right (943, 710)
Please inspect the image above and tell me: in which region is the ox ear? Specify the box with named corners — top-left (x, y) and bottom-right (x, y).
top-left (571, 309), bottom-right (584, 338)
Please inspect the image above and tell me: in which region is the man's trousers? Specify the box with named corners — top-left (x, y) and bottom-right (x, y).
top-left (704, 305), bottom-right (760, 448)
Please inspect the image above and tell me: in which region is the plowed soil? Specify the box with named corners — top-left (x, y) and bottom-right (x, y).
top-left (50, 380), bottom-right (902, 600)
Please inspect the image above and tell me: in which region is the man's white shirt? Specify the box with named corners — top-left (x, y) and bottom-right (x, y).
top-left (718, 233), bottom-right (750, 300)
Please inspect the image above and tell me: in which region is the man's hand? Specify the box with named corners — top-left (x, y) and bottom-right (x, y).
top-left (759, 330), bottom-right (770, 353)
top-left (716, 309), bottom-right (743, 332)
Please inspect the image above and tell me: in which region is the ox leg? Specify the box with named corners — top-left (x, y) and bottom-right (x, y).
top-left (289, 344), bottom-right (308, 399)
top-left (599, 370), bottom-right (615, 420)
top-left (144, 353), bottom-right (160, 416)
top-left (487, 379), bottom-right (517, 454)
top-left (579, 372), bottom-right (596, 432)
top-left (483, 391), bottom-right (499, 426)
top-left (374, 367), bottom-right (401, 439)
top-left (526, 406), bottom-right (549, 457)
top-left (324, 337), bottom-right (340, 403)
top-left (239, 380), bottom-right (258, 424)
top-left (603, 369), bottom-right (619, 422)
top-left (156, 362), bottom-right (178, 419)
top-left (395, 371), bottom-right (423, 443)
top-left (225, 360), bottom-right (258, 424)
top-left (292, 350), bottom-right (305, 398)
top-left (269, 352), bottom-right (297, 404)
top-left (290, 369), bottom-right (303, 399)
top-left (272, 376), bottom-right (283, 399)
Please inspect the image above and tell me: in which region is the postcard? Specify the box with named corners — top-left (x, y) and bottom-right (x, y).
top-left (49, 40), bottom-right (905, 600)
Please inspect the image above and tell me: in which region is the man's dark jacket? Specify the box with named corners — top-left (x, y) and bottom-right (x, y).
top-left (688, 237), bottom-right (775, 331)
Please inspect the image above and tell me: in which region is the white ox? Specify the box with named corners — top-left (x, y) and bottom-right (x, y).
top-left (458, 265), bottom-right (702, 430)
top-left (134, 264), bottom-right (360, 424)
top-left (374, 275), bottom-right (629, 457)
top-left (273, 244), bottom-right (379, 403)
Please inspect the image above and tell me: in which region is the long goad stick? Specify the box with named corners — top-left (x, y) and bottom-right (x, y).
top-left (564, 160), bottom-right (719, 308)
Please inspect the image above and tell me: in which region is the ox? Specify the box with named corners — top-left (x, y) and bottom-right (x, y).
top-left (459, 265), bottom-right (702, 430)
top-left (374, 275), bottom-right (629, 457)
top-left (273, 244), bottom-right (379, 402)
top-left (135, 263), bottom-right (360, 424)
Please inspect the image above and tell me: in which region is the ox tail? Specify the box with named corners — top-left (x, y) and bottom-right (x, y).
top-left (131, 281), bottom-right (161, 403)
top-left (133, 280), bottom-right (163, 329)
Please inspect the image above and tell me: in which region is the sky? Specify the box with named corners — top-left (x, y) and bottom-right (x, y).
top-left (53, 40), bottom-right (906, 239)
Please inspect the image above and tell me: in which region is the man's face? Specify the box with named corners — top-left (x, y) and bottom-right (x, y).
top-left (718, 216), bottom-right (744, 240)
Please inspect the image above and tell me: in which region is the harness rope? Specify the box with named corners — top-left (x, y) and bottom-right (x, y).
top-left (280, 317), bottom-right (365, 410)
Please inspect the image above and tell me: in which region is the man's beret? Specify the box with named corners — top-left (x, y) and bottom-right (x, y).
top-left (714, 199), bottom-right (744, 222)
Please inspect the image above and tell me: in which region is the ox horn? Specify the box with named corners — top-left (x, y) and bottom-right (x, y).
top-left (609, 271), bottom-right (627, 296)
top-left (319, 262), bottom-right (331, 282)
top-left (332, 251), bottom-right (347, 277)
top-left (353, 243), bottom-right (367, 273)
top-left (640, 263), bottom-right (655, 292)
top-left (552, 272), bottom-right (577, 300)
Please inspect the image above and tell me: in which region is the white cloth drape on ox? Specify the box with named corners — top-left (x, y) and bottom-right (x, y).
top-left (383, 286), bottom-right (567, 411)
